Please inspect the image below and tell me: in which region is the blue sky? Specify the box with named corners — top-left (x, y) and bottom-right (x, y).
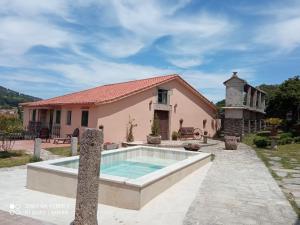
top-left (0, 0), bottom-right (299, 102)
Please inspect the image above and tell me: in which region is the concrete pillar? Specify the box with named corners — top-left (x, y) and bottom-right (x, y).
top-left (71, 137), bottom-right (78, 156)
top-left (72, 129), bottom-right (103, 225)
top-left (34, 138), bottom-right (41, 158)
top-left (254, 120), bottom-right (257, 133)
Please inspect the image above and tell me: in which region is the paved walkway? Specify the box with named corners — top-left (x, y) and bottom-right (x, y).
top-left (0, 210), bottom-right (55, 225)
top-left (184, 142), bottom-right (299, 225)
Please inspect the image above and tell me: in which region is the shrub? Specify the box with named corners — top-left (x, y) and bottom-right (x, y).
top-left (278, 137), bottom-right (294, 145)
top-left (256, 131), bottom-right (271, 137)
top-left (172, 131), bottom-right (179, 140)
top-left (0, 114), bottom-right (23, 134)
top-left (253, 136), bottom-right (268, 148)
top-left (151, 113), bottom-right (160, 136)
top-left (280, 132), bottom-right (293, 139)
top-left (294, 137), bottom-right (300, 143)
top-left (126, 116), bottom-right (137, 142)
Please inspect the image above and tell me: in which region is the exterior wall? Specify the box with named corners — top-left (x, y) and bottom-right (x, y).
top-left (93, 79), bottom-right (217, 143)
top-left (22, 79), bottom-right (218, 143)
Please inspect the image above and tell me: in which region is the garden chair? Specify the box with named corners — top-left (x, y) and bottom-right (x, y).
top-left (53, 128), bottom-right (79, 144)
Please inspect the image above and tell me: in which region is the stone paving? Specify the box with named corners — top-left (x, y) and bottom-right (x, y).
top-left (0, 208), bottom-right (55, 225)
top-left (184, 142), bottom-right (299, 225)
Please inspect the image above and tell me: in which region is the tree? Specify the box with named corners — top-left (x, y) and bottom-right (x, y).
top-left (265, 76), bottom-right (300, 122)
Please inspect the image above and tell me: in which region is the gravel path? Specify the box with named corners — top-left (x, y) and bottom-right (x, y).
top-left (184, 142), bottom-right (299, 225)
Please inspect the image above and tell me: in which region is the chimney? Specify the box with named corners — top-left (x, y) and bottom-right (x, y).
top-left (232, 71), bottom-right (238, 77)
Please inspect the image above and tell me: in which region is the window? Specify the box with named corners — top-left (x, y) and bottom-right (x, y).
top-left (66, 111), bottom-right (72, 125)
top-left (81, 111), bottom-right (89, 127)
top-left (32, 109), bottom-right (36, 122)
top-left (158, 89), bottom-right (168, 104)
top-left (55, 110), bottom-right (61, 124)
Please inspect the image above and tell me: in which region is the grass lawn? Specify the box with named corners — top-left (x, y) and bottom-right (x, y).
top-left (46, 146), bottom-right (79, 157)
top-left (0, 150), bottom-right (32, 168)
top-left (243, 134), bottom-right (300, 216)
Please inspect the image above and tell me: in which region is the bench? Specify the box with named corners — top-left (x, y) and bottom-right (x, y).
top-left (179, 127), bottom-right (202, 140)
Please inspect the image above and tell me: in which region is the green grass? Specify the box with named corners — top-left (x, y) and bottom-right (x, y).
top-left (243, 134), bottom-right (300, 216)
top-left (46, 145), bottom-right (80, 157)
top-left (45, 146), bottom-right (73, 157)
top-left (0, 150), bottom-right (32, 168)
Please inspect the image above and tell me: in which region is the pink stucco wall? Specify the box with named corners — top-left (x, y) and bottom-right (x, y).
top-left (23, 79), bottom-right (219, 143)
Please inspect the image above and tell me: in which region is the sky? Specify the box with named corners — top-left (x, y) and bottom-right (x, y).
top-left (0, 0), bottom-right (299, 103)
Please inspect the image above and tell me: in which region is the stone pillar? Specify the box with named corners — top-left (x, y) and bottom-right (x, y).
top-left (72, 129), bottom-right (103, 225)
top-left (254, 120), bottom-right (257, 133)
top-left (71, 137), bottom-right (78, 156)
top-left (34, 138), bottom-right (41, 158)
top-left (247, 87), bottom-right (251, 107)
top-left (258, 92), bottom-right (262, 109)
top-left (248, 120), bottom-right (251, 133)
top-left (253, 90), bottom-right (257, 109)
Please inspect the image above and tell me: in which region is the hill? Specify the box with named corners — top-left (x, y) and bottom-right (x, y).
top-left (0, 86), bottom-right (41, 108)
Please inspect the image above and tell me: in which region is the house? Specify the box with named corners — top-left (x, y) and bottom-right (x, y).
top-left (223, 72), bottom-right (266, 138)
top-left (21, 74), bottom-right (218, 143)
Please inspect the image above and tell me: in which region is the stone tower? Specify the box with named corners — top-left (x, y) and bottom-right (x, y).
top-left (223, 72), bottom-right (266, 139)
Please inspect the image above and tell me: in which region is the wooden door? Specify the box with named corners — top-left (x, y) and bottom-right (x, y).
top-left (155, 110), bottom-right (169, 140)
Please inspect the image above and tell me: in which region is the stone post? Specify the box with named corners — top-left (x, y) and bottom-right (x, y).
top-left (71, 137), bottom-right (78, 156)
top-left (72, 129), bottom-right (103, 225)
top-left (34, 138), bottom-right (41, 158)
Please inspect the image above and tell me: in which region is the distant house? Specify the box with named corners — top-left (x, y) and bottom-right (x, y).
top-left (21, 74), bottom-right (218, 143)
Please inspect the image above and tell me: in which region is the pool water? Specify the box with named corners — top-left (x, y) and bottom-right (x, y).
top-left (54, 156), bottom-right (177, 179)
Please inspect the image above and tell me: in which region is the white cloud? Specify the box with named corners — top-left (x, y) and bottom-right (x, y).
top-left (168, 57), bottom-right (203, 69)
top-left (256, 17), bottom-right (300, 52)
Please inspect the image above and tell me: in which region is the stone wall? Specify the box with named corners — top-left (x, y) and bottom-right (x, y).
top-left (224, 118), bottom-right (244, 138)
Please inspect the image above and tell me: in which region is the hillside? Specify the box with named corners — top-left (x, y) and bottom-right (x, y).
top-left (0, 86), bottom-right (41, 108)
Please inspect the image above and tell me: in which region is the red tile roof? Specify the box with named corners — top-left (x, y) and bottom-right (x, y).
top-left (22, 74), bottom-right (216, 111)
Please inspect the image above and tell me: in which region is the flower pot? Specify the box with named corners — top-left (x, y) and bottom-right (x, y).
top-left (184, 143), bottom-right (200, 151)
top-left (224, 136), bottom-right (238, 150)
top-left (147, 135), bottom-right (161, 144)
top-left (103, 143), bottom-right (119, 150)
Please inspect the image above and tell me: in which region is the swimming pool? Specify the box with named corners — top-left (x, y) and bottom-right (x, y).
top-left (27, 146), bottom-right (211, 209)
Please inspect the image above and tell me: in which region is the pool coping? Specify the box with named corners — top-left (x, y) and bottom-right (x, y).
top-left (27, 146), bottom-right (211, 188)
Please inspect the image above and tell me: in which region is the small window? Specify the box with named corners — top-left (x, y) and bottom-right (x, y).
top-left (55, 110), bottom-right (61, 124)
top-left (32, 109), bottom-right (36, 122)
top-left (158, 89), bottom-right (168, 104)
top-left (66, 111), bottom-right (72, 125)
top-left (81, 111), bottom-right (89, 127)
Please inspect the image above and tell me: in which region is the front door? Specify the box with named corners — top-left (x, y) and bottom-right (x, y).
top-left (155, 110), bottom-right (169, 140)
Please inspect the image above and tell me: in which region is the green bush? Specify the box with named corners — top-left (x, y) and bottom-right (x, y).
top-left (253, 136), bottom-right (268, 148)
top-left (278, 137), bottom-right (294, 145)
top-left (256, 131), bottom-right (271, 137)
top-left (0, 114), bottom-right (23, 134)
top-left (280, 132), bottom-right (293, 139)
top-left (171, 131), bottom-right (179, 140)
top-left (294, 137), bottom-right (300, 143)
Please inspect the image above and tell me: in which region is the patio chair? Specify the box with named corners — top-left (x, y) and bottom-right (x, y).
top-left (53, 128), bottom-right (79, 144)
top-left (39, 128), bottom-right (50, 143)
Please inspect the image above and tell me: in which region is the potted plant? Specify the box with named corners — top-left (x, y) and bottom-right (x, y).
top-left (103, 142), bottom-right (119, 150)
top-left (172, 131), bottom-right (179, 140)
top-left (224, 136), bottom-right (238, 150)
top-left (147, 113), bottom-right (161, 144)
top-left (266, 118), bottom-right (282, 149)
top-left (126, 116), bottom-right (137, 142)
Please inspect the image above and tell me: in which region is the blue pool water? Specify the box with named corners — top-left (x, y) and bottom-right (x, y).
top-left (101, 161), bottom-right (164, 179)
top-left (54, 158), bottom-right (169, 179)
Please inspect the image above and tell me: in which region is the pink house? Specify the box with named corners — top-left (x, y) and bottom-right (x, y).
top-left (21, 74), bottom-right (218, 143)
